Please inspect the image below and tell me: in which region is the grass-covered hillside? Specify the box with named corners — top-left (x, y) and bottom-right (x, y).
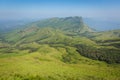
top-left (0, 45), bottom-right (120, 80)
top-left (0, 16), bottom-right (120, 80)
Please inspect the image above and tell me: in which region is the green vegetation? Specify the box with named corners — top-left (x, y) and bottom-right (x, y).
top-left (0, 45), bottom-right (120, 80)
top-left (0, 16), bottom-right (120, 80)
top-left (76, 44), bottom-right (120, 63)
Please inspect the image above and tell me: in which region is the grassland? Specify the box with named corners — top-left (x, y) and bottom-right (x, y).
top-left (0, 17), bottom-right (120, 80)
top-left (0, 44), bottom-right (120, 80)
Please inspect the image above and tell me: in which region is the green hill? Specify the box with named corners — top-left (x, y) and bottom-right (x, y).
top-left (25, 16), bottom-right (93, 33)
top-left (0, 16), bottom-right (120, 80)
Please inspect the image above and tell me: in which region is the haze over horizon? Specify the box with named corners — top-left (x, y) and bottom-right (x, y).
top-left (0, 0), bottom-right (120, 21)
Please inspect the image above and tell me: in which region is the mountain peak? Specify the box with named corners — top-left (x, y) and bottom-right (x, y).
top-left (62, 16), bottom-right (83, 23)
top-left (29, 16), bottom-right (93, 33)
top-left (63, 16), bottom-right (82, 20)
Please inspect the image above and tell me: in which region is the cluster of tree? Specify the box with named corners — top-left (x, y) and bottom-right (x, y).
top-left (75, 44), bottom-right (120, 63)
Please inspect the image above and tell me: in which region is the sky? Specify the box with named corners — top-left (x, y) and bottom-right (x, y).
top-left (0, 0), bottom-right (120, 20)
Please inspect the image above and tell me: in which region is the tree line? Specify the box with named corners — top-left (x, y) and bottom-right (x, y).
top-left (75, 44), bottom-right (120, 63)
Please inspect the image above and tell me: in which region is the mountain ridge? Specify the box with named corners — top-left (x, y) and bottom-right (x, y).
top-left (24, 16), bottom-right (94, 33)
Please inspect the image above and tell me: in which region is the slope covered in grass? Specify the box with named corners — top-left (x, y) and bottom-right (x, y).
top-left (0, 16), bottom-right (120, 80)
top-left (0, 45), bottom-right (120, 80)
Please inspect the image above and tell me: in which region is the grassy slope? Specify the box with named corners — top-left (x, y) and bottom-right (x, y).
top-left (3, 27), bottom-right (96, 47)
top-left (0, 45), bottom-right (120, 80)
top-left (0, 17), bottom-right (120, 80)
top-left (89, 29), bottom-right (120, 41)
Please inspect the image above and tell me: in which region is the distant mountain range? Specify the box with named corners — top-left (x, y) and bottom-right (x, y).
top-left (0, 20), bottom-right (35, 33)
top-left (84, 18), bottom-right (120, 31)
